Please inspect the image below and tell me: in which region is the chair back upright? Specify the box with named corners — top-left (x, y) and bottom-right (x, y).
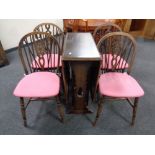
top-left (34, 23), bottom-right (64, 54)
top-left (93, 23), bottom-right (122, 44)
top-left (97, 32), bottom-right (136, 74)
top-left (18, 32), bottom-right (61, 75)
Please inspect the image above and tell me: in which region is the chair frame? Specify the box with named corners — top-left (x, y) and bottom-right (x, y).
top-left (93, 32), bottom-right (136, 101)
top-left (34, 23), bottom-right (65, 55)
top-left (93, 23), bottom-right (122, 44)
top-left (97, 32), bottom-right (136, 74)
top-left (93, 23), bottom-right (123, 77)
top-left (34, 23), bottom-right (66, 99)
top-left (17, 32), bottom-right (64, 127)
top-left (93, 32), bottom-right (140, 126)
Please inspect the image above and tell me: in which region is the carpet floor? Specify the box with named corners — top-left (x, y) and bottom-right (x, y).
top-left (0, 38), bottom-right (154, 135)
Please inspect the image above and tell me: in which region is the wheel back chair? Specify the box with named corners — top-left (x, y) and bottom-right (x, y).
top-left (13, 32), bottom-right (64, 127)
top-left (93, 23), bottom-right (126, 73)
top-left (93, 23), bottom-right (123, 101)
top-left (93, 32), bottom-right (144, 126)
top-left (33, 23), bottom-right (64, 72)
top-left (34, 23), bottom-right (64, 55)
top-left (33, 23), bottom-right (66, 98)
top-left (93, 23), bottom-right (122, 44)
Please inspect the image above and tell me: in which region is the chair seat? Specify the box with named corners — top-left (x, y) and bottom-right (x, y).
top-left (31, 54), bottom-right (62, 69)
top-left (99, 72), bottom-right (144, 97)
top-left (101, 54), bottom-right (129, 69)
top-left (13, 72), bottom-right (60, 98)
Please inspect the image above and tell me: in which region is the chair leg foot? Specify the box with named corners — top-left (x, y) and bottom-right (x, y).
top-left (131, 97), bottom-right (139, 126)
top-left (24, 120), bottom-right (27, 127)
top-left (93, 117), bottom-right (99, 127)
top-left (56, 96), bottom-right (65, 123)
top-left (93, 98), bottom-right (103, 127)
top-left (20, 97), bottom-right (27, 127)
top-left (58, 104), bottom-right (65, 123)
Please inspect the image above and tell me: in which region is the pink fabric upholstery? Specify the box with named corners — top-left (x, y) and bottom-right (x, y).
top-left (31, 54), bottom-right (62, 68)
top-left (99, 72), bottom-right (144, 97)
top-left (101, 54), bottom-right (129, 69)
top-left (13, 72), bottom-right (60, 98)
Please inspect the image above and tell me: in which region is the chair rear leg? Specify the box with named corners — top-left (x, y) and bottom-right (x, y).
top-left (131, 97), bottom-right (139, 126)
top-left (93, 97), bottom-right (104, 126)
top-left (20, 97), bottom-right (27, 127)
top-left (61, 67), bottom-right (68, 105)
top-left (60, 72), bottom-right (66, 102)
top-left (93, 84), bottom-right (99, 103)
top-left (56, 95), bottom-right (64, 123)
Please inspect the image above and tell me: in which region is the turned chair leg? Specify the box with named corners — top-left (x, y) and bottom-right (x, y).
top-left (60, 74), bottom-right (66, 102)
top-left (131, 97), bottom-right (139, 126)
top-left (93, 84), bottom-right (99, 103)
top-left (93, 97), bottom-right (104, 126)
top-left (61, 67), bottom-right (68, 105)
top-left (56, 95), bottom-right (64, 123)
top-left (20, 97), bottom-right (27, 127)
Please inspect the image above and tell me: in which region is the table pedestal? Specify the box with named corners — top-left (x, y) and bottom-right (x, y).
top-left (64, 61), bottom-right (100, 114)
top-left (70, 62), bottom-right (91, 113)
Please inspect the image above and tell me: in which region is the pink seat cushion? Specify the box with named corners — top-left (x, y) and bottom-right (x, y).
top-left (99, 72), bottom-right (144, 97)
top-left (101, 54), bottom-right (129, 69)
top-left (31, 54), bottom-right (62, 69)
top-left (13, 72), bottom-right (60, 98)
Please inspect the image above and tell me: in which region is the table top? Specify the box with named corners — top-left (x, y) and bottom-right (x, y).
top-left (62, 33), bottom-right (101, 61)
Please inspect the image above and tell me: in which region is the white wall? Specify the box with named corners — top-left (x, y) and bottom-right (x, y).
top-left (0, 19), bottom-right (63, 50)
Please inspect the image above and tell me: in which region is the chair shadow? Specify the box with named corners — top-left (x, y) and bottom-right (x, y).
top-left (84, 114), bottom-right (94, 125)
top-left (109, 103), bottom-right (131, 124)
top-left (28, 101), bottom-right (61, 129)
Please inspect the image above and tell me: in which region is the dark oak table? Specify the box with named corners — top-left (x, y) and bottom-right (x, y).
top-left (62, 33), bottom-right (101, 113)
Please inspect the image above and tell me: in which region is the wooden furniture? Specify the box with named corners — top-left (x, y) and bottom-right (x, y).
top-left (63, 19), bottom-right (125, 33)
top-left (77, 19), bottom-right (116, 32)
top-left (0, 41), bottom-right (9, 67)
top-left (62, 33), bottom-right (101, 113)
top-left (63, 19), bottom-right (80, 32)
top-left (93, 23), bottom-right (122, 44)
top-left (125, 19), bottom-right (155, 39)
top-left (93, 23), bottom-right (125, 75)
top-left (13, 32), bottom-right (64, 126)
top-left (34, 23), bottom-right (66, 98)
top-left (34, 23), bottom-right (65, 54)
top-left (93, 32), bottom-right (144, 126)
top-left (143, 20), bottom-right (155, 39)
